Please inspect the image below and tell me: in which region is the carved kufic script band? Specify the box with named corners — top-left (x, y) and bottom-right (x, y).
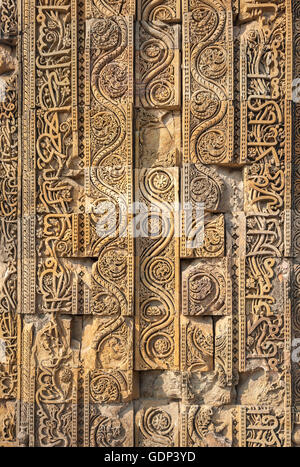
top-left (239, 407), bottom-right (292, 448)
top-left (0, 0), bottom-right (17, 37)
top-left (21, 0), bottom-right (78, 315)
top-left (238, 0), bottom-right (292, 444)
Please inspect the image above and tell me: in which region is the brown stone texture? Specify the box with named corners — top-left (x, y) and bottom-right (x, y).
top-left (0, 0), bottom-right (299, 448)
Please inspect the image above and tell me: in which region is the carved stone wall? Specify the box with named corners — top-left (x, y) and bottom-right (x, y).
top-left (0, 0), bottom-right (299, 447)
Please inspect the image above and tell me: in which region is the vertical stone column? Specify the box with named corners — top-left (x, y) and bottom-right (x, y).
top-left (0, 0), bottom-right (18, 447)
top-left (181, 0), bottom-right (234, 258)
top-left (81, 0), bottom-right (136, 447)
top-left (134, 1), bottom-right (181, 373)
top-left (18, 0), bottom-right (137, 447)
top-left (20, 0), bottom-right (80, 446)
top-left (179, 0), bottom-right (236, 447)
top-left (134, 0), bottom-right (181, 446)
top-left (238, 0), bottom-right (292, 447)
top-left (292, 0), bottom-right (300, 446)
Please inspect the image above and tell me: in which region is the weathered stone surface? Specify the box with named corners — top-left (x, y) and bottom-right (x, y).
top-left (237, 370), bottom-right (285, 406)
top-left (87, 403), bottom-right (134, 447)
top-left (140, 371), bottom-right (182, 400)
top-left (181, 405), bottom-right (233, 447)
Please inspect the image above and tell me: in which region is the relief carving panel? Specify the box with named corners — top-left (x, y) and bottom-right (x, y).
top-left (0, 0), bottom-right (297, 448)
